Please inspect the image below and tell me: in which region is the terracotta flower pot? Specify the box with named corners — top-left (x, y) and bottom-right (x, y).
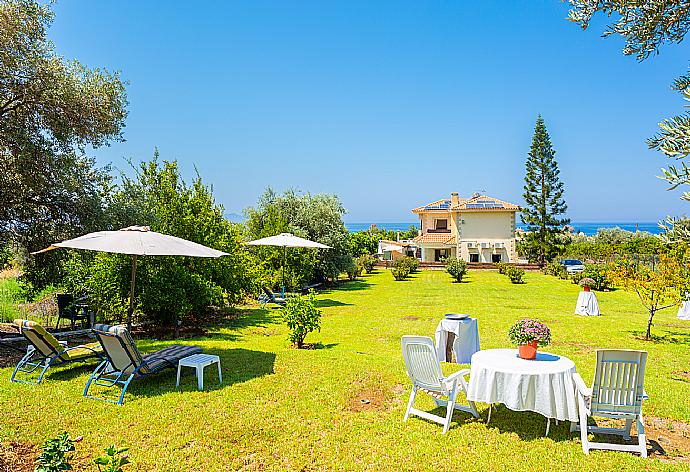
top-left (583, 286), bottom-right (591, 292)
top-left (518, 340), bottom-right (538, 360)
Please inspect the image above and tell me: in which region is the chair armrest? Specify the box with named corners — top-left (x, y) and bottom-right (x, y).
top-left (444, 368), bottom-right (470, 384)
top-left (572, 373), bottom-right (592, 397)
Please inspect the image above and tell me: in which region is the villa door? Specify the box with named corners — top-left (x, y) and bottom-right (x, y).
top-left (434, 249), bottom-right (448, 262)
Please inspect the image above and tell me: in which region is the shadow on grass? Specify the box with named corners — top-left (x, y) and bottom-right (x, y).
top-left (628, 329), bottom-right (690, 346)
top-left (88, 348), bottom-right (277, 401)
top-left (321, 279), bottom-right (372, 293)
top-left (476, 404), bottom-right (574, 441)
top-left (315, 299), bottom-right (352, 308)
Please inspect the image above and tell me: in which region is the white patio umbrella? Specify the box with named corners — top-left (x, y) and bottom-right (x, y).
top-left (33, 226), bottom-right (228, 330)
top-left (245, 232), bottom-right (331, 291)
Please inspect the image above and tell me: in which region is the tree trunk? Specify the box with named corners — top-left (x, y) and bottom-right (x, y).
top-left (646, 308), bottom-right (655, 340)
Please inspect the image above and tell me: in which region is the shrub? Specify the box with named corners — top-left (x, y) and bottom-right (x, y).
top-left (391, 267), bottom-right (409, 281)
top-left (508, 319), bottom-right (551, 346)
top-left (495, 261), bottom-right (508, 274)
top-left (345, 261), bottom-right (362, 281)
top-left (94, 445), bottom-right (130, 472)
top-left (394, 256), bottom-right (418, 274)
top-left (543, 261), bottom-right (568, 279)
top-left (35, 431), bottom-right (81, 472)
top-left (570, 272), bottom-right (584, 285)
top-left (446, 258), bottom-right (468, 282)
top-left (581, 263), bottom-right (613, 291)
top-left (357, 254), bottom-right (377, 273)
top-left (282, 291), bottom-right (321, 348)
top-left (506, 266), bottom-right (525, 284)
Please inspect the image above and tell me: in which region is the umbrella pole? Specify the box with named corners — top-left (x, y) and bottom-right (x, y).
top-left (282, 245), bottom-right (286, 297)
top-left (127, 255), bottom-right (137, 331)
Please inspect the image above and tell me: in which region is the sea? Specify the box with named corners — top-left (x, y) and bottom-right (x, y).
top-left (344, 222), bottom-right (664, 236)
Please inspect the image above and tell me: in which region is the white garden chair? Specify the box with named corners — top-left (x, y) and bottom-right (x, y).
top-left (571, 349), bottom-right (648, 457)
top-left (401, 336), bottom-right (479, 433)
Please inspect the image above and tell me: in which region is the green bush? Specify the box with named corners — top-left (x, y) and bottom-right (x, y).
top-left (570, 272), bottom-right (584, 285)
top-left (394, 256), bottom-right (418, 274)
top-left (543, 261), bottom-right (568, 279)
top-left (94, 445), bottom-right (130, 472)
top-left (391, 266), bottom-right (409, 281)
top-left (495, 261), bottom-right (508, 274)
top-left (282, 291), bottom-right (321, 348)
top-left (506, 266), bottom-right (525, 284)
top-left (345, 260), bottom-right (362, 281)
top-left (35, 431), bottom-right (79, 472)
top-left (581, 263), bottom-right (613, 291)
top-left (446, 258), bottom-right (468, 282)
top-left (357, 254), bottom-right (377, 273)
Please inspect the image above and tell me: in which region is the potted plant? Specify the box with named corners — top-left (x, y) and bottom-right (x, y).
top-left (508, 318), bottom-right (551, 360)
top-left (579, 277), bottom-right (596, 292)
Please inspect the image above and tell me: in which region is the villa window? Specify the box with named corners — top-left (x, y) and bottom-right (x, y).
top-left (434, 219), bottom-right (448, 231)
top-left (469, 253), bottom-right (479, 263)
top-left (491, 254), bottom-right (502, 263)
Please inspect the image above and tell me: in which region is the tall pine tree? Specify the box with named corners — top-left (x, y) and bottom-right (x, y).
top-left (521, 115), bottom-right (569, 264)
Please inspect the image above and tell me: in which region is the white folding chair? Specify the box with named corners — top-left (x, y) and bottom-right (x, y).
top-left (401, 336), bottom-right (479, 433)
top-left (571, 349), bottom-right (648, 457)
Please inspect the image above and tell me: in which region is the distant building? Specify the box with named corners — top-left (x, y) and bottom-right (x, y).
top-left (411, 192), bottom-right (520, 263)
top-left (377, 239), bottom-right (418, 261)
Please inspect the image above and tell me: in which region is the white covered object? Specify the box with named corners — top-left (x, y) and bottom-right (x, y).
top-left (575, 291), bottom-right (600, 317)
top-left (467, 348), bottom-right (579, 422)
top-left (435, 317), bottom-right (480, 364)
top-left (678, 300), bottom-right (690, 320)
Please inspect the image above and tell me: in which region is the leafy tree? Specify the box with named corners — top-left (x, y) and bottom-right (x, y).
top-left (567, 1), bottom-right (690, 208)
top-left (245, 188), bottom-right (352, 287)
top-left (62, 153), bottom-right (254, 328)
top-left (1, 0), bottom-right (127, 291)
top-left (610, 248), bottom-right (690, 339)
top-left (660, 215), bottom-right (690, 243)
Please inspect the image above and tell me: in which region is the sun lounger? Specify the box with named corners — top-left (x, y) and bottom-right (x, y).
top-left (83, 323), bottom-right (202, 405)
top-left (258, 285), bottom-right (287, 307)
top-left (10, 319), bottom-right (103, 384)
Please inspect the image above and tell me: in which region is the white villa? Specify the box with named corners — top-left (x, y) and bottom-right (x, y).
top-left (412, 192), bottom-right (520, 263)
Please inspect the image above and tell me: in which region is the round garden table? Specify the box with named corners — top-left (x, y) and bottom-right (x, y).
top-left (466, 348), bottom-right (579, 435)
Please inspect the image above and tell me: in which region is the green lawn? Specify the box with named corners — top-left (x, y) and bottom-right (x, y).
top-left (2, 270), bottom-right (689, 470)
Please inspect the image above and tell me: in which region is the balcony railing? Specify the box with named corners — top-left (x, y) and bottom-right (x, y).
top-left (425, 228), bottom-right (451, 234)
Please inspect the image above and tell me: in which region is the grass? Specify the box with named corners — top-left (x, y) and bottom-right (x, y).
top-left (0, 276), bottom-right (25, 322)
top-left (1, 270), bottom-right (689, 470)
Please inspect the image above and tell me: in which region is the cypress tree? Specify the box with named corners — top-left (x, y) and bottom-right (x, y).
top-left (521, 115), bottom-right (569, 264)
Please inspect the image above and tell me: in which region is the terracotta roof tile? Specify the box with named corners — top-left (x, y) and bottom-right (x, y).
top-left (413, 233), bottom-right (456, 245)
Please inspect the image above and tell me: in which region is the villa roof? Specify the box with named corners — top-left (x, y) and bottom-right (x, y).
top-left (412, 194), bottom-right (519, 213)
top-left (412, 233), bottom-right (456, 245)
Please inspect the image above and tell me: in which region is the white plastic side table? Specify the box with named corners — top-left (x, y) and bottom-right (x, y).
top-left (176, 353), bottom-right (222, 390)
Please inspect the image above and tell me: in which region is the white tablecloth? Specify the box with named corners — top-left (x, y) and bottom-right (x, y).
top-left (434, 317), bottom-right (480, 364)
top-left (575, 291), bottom-right (600, 316)
top-left (679, 300), bottom-right (690, 320)
top-left (467, 349), bottom-right (579, 422)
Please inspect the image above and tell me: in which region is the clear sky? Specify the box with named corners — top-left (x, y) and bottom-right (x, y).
top-left (48, 0), bottom-right (690, 222)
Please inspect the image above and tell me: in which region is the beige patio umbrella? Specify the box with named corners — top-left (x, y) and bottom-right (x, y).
top-left (33, 226), bottom-right (228, 330)
top-left (246, 232), bottom-right (331, 291)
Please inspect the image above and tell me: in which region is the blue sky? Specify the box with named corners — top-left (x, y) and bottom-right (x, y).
top-left (49, 1), bottom-right (690, 222)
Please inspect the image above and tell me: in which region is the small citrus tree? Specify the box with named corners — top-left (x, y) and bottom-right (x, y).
top-left (610, 249), bottom-right (690, 340)
top-left (282, 291), bottom-right (321, 348)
